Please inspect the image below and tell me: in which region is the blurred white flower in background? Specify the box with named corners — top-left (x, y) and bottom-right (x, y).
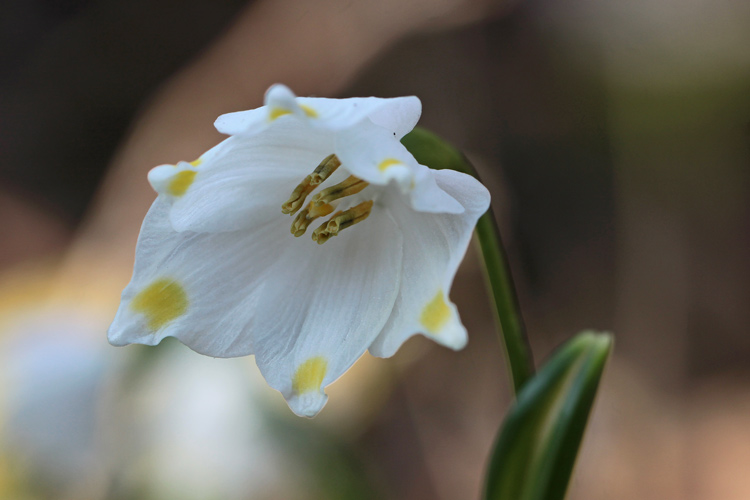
top-left (0, 275), bottom-right (319, 499)
top-left (0, 305), bottom-right (110, 498)
top-left (102, 346), bottom-right (296, 500)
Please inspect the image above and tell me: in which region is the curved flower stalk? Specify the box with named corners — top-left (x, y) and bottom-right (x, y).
top-left (109, 85), bottom-right (490, 417)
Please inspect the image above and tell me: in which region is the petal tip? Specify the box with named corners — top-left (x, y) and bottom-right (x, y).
top-left (265, 83), bottom-right (297, 105)
top-left (213, 112), bottom-right (242, 135)
top-left (106, 324), bottom-right (130, 347)
top-left (403, 95), bottom-right (422, 116)
top-left (444, 330), bottom-right (468, 351)
top-left (147, 164), bottom-right (174, 192)
top-left (432, 323), bottom-right (468, 351)
top-left (287, 391), bottom-right (328, 418)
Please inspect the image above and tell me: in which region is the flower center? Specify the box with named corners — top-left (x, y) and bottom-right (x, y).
top-left (281, 154), bottom-right (373, 244)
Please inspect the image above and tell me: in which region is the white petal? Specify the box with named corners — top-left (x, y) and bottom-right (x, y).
top-left (251, 207), bottom-right (403, 417)
top-left (264, 83), bottom-right (301, 113)
top-left (193, 136), bottom-right (233, 164)
top-left (297, 95), bottom-right (421, 138)
top-left (364, 95), bottom-right (421, 139)
top-left (335, 122), bottom-right (464, 216)
top-left (369, 169), bottom-right (490, 358)
top-left (409, 164), bottom-right (465, 214)
top-left (335, 119), bottom-right (420, 188)
top-left (108, 197), bottom-right (290, 357)
top-left (148, 162), bottom-right (198, 197)
top-left (214, 84), bottom-right (421, 139)
top-left (166, 122), bottom-right (335, 233)
top-left (146, 141), bottom-right (231, 198)
top-left (213, 84), bottom-right (306, 136)
top-left (214, 108), bottom-right (271, 137)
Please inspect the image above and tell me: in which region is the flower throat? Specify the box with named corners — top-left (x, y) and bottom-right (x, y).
top-left (281, 154), bottom-right (373, 244)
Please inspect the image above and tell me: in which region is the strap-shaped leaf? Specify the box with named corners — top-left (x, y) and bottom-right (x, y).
top-left (484, 331), bottom-right (612, 500)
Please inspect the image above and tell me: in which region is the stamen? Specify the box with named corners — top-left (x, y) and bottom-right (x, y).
top-left (311, 176), bottom-right (369, 207)
top-left (281, 175), bottom-right (317, 215)
top-left (309, 154), bottom-right (341, 185)
top-left (312, 200), bottom-right (374, 245)
top-left (281, 154), bottom-right (341, 215)
top-left (290, 202), bottom-right (335, 237)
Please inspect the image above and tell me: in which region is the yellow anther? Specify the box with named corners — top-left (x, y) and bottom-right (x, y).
top-left (189, 157), bottom-right (203, 167)
top-left (309, 154), bottom-right (341, 185)
top-left (311, 175), bottom-right (369, 207)
top-left (312, 200), bottom-right (374, 245)
top-left (281, 155), bottom-right (341, 215)
top-left (291, 202), bottom-right (335, 237)
top-left (281, 155), bottom-right (376, 242)
top-left (282, 175), bottom-right (317, 215)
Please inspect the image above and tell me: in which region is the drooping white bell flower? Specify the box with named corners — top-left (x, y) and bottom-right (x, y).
top-left (108, 86), bottom-right (490, 417)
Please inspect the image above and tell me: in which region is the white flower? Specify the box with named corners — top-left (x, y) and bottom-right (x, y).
top-left (108, 85), bottom-right (490, 417)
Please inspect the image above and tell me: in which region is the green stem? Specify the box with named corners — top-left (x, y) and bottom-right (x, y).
top-left (474, 208), bottom-right (534, 394)
top-left (402, 128), bottom-right (535, 394)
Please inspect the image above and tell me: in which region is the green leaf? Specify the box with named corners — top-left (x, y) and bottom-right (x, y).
top-left (484, 331), bottom-right (612, 500)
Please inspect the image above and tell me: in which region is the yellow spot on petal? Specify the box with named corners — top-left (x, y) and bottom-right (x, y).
top-left (131, 278), bottom-right (188, 330)
top-left (269, 107), bottom-right (292, 121)
top-left (299, 104), bottom-right (318, 118)
top-left (378, 158), bottom-right (403, 172)
top-left (420, 290), bottom-right (451, 334)
top-left (167, 170), bottom-right (197, 197)
top-left (189, 157), bottom-right (203, 167)
top-left (292, 357), bottom-right (328, 394)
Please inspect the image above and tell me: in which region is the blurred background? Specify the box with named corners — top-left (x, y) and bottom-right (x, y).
top-left (1, 0), bottom-right (749, 498)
